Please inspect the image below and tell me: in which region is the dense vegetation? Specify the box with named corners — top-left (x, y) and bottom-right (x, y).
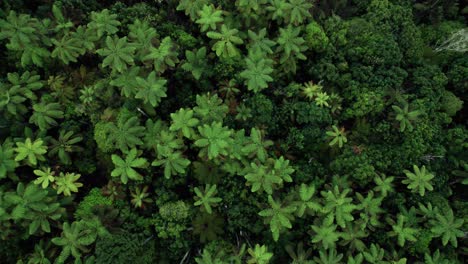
top-left (0, 0), bottom-right (467, 263)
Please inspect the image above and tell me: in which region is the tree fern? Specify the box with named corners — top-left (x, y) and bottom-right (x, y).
top-left (29, 102), bottom-right (64, 131)
top-left (194, 184), bottom-right (222, 214)
top-left (87, 9), bottom-right (120, 37)
top-left (241, 127), bottom-right (273, 162)
top-left (181, 47), bottom-right (209, 80)
top-left (111, 148), bottom-right (148, 184)
top-left (152, 151), bottom-right (190, 179)
top-left (0, 141), bottom-right (17, 179)
top-left (1, 71), bottom-right (42, 116)
top-left (106, 114), bottom-right (146, 153)
top-left (0, 11), bottom-right (39, 50)
top-left (14, 138), bottom-right (47, 166)
top-left (128, 19), bottom-right (157, 60)
top-left (195, 122), bottom-right (233, 160)
top-left (402, 165), bottom-right (434, 196)
top-left (55, 172), bottom-right (83, 196)
top-left (207, 25), bottom-right (244, 58)
top-left (240, 51), bottom-right (274, 93)
top-left (51, 34), bottom-right (86, 64)
top-left (135, 72), bottom-right (167, 107)
top-left (97, 36), bottom-right (136, 74)
top-left (196, 4), bottom-right (224, 32)
top-left (49, 130), bottom-right (83, 165)
top-left (388, 214), bottom-right (418, 247)
top-left (321, 186), bottom-right (356, 228)
top-left (259, 195), bottom-right (296, 241)
top-left (143, 36), bottom-right (179, 73)
top-left (310, 215), bottom-right (341, 250)
top-left (247, 28), bottom-right (276, 55)
top-left (169, 108), bottom-right (199, 139)
top-left (430, 209), bottom-right (464, 247)
top-left (294, 183), bottom-right (322, 217)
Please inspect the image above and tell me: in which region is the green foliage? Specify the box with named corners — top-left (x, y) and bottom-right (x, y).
top-left (0, 141), bottom-right (17, 179)
top-left (110, 66), bottom-right (140, 98)
top-left (247, 244), bottom-right (273, 264)
top-left (276, 25), bottom-right (307, 69)
top-left (244, 163), bottom-right (281, 194)
top-left (94, 231), bottom-right (155, 264)
top-left (248, 28), bottom-right (276, 55)
top-left (193, 93), bottom-right (229, 123)
top-left (130, 186), bottom-right (152, 208)
top-left (51, 34), bottom-right (86, 64)
top-left (402, 165), bottom-right (434, 196)
top-left (294, 183), bottom-right (322, 217)
top-left (177, 0), bottom-right (209, 20)
top-left (392, 101), bottom-right (422, 132)
top-left (0, 11), bottom-right (37, 49)
top-left (3, 182), bottom-right (63, 235)
top-left (0, 2), bottom-right (466, 263)
top-left (258, 195), bottom-right (296, 241)
top-left (152, 151), bottom-right (190, 179)
top-left (388, 214), bottom-right (418, 247)
top-left (128, 19), bottom-right (157, 60)
top-left (305, 21), bottom-right (329, 51)
top-left (152, 129), bottom-right (184, 157)
top-left (287, 0), bottom-right (313, 25)
top-left (207, 25), bottom-right (244, 58)
top-left (285, 242), bottom-right (313, 264)
top-left (440, 90), bottom-right (463, 116)
top-left (170, 108), bottom-right (199, 139)
top-left (106, 113), bottom-right (146, 152)
top-left (75, 188), bottom-right (112, 220)
top-left (87, 9), bottom-right (120, 37)
top-left (362, 243), bottom-right (385, 264)
top-left (14, 138), bottom-right (47, 166)
top-left (1, 71), bottom-right (43, 116)
top-left (430, 209), bottom-right (464, 247)
top-left (194, 184), bottom-right (222, 214)
top-left (52, 220), bottom-right (107, 263)
top-left (159, 200), bottom-right (190, 222)
top-left (195, 122), bottom-right (232, 160)
top-left (97, 36), bottom-right (136, 73)
top-left (135, 72), bottom-right (167, 107)
top-left (33, 167), bottom-right (55, 188)
top-left (55, 172), bottom-right (83, 197)
top-left (195, 248), bottom-right (225, 264)
top-left (242, 128), bottom-right (273, 162)
top-left (302, 81), bottom-right (322, 100)
top-left (240, 50), bottom-right (274, 93)
top-left (29, 102), bottom-right (64, 131)
top-left (20, 45), bottom-right (50, 68)
top-left (111, 148), bottom-right (148, 184)
top-left (356, 191), bottom-right (384, 229)
top-left (193, 212), bottom-right (224, 243)
top-left (49, 130), bottom-right (83, 165)
top-left (196, 4), bottom-right (224, 32)
top-left (182, 47), bottom-right (209, 80)
top-left (243, 156), bottom-right (294, 194)
top-left (310, 215), bottom-right (341, 250)
top-left (52, 4), bottom-right (73, 33)
top-left (373, 174), bottom-right (394, 197)
top-left (326, 125), bottom-right (347, 148)
top-left (424, 250), bottom-right (452, 264)
top-left (315, 92), bottom-right (330, 108)
top-left (314, 248), bottom-right (343, 264)
top-left (143, 36), bottom-right (179, 73)
top-left (321, 186), bottom-right (356, 228)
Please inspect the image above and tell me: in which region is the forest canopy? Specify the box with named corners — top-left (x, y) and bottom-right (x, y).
top-left (0, 0), bottom-right (467, 263)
